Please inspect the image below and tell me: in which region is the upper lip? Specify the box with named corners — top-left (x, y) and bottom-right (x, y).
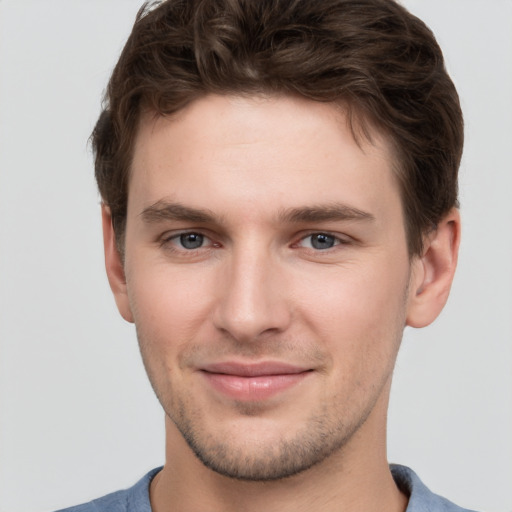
top-left (200, 361), bottom-right (311, 377)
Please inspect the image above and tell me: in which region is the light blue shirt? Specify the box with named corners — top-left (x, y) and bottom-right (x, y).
top-left (56, 464), bottom-right (478, 512)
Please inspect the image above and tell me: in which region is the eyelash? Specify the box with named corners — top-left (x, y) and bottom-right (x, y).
top-left (159, 230), bottom-right (349, 254)
top-left (160, 232), bottom-right (217, 252)
top-left (294, 232), bottom-right (348, 251)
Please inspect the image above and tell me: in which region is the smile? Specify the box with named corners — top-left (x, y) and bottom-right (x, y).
top-left (199, 362), bottom-right (313, 401)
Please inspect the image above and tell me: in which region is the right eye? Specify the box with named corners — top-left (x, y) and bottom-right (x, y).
top-left (176, 232), bottom-right (205, 250)
top-left (159, 231), bottom-right (220, 256)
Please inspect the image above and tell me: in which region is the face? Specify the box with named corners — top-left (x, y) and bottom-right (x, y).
top-left (114, 94), bottom-right (420, 480)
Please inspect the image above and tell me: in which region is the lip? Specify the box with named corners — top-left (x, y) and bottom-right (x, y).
top-left (199, 361), bottom-right (312, 401)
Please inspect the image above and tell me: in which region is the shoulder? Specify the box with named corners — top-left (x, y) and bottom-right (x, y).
top-left (391, 465), bottom-right (479, 512)
top-left (54, 467), bottom-right (162, 512)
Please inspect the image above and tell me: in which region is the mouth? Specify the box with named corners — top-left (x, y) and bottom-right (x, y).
top-left (199, 361), bottom-right (313, 401)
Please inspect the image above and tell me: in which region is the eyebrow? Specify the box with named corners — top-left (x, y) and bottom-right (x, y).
top-left (278, 204), bottom-right (375, 224)
top-left (140, 201), bottom-right (218, 224)
top-left (140, 200), bottom-right (375, 225)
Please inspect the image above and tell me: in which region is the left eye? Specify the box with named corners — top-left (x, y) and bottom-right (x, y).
top-left (176, 232), bottom-right (206, 249)
top-left (298, 233), bottom-right (343, 250)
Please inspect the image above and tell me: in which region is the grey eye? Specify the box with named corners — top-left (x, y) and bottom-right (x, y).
top-left (179, 233), bottom-right (204, 249)
top-left (310, 233), bottom-right (336, 250)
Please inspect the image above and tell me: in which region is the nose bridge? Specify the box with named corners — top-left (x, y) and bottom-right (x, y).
top-left (213, 238), bottom-right (290, 341)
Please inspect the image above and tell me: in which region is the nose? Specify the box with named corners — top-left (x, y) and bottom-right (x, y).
top-left (212, 246), bottom-right (292, 343)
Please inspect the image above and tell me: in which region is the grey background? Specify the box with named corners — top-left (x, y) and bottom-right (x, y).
top-left (0, 1), bottom-right (511, 511)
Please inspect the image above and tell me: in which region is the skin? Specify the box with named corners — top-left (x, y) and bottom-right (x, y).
top-left (103, 94), bottom-right (460, 512)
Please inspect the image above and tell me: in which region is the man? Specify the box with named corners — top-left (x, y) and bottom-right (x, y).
top-left (59, 0), bottom-right (474, 510)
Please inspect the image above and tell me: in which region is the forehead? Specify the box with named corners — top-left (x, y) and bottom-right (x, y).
top-left (128, 94), bottom-right (400, 225)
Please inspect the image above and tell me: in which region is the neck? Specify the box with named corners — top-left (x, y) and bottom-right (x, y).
top-left (150, 391), bottom-right (408, 512)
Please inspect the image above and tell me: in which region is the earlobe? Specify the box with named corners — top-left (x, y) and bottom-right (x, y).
top-left (406, 208), bottom-right (461, 328)
top-left (102, 205), bottom-right (134, 323)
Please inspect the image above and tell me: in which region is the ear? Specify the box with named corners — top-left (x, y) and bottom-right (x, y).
top-left (102, 205), bottom-right (134, 323)
top-left (406, 208), bottom-right (461, 328)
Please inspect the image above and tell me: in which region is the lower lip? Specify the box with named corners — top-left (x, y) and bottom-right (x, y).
top-left (201, 371), bottom-right (310, 401)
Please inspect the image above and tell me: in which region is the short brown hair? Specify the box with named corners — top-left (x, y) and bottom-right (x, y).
top-left (92, 0), bottom-right (463, 256)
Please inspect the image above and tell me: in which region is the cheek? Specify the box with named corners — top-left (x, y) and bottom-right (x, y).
top-left (126, 262), bottom-right (216, 354)
top-left (126, 265), bottom-right (218, 410)
top-left (295, 258), bottom-right (409, 363)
